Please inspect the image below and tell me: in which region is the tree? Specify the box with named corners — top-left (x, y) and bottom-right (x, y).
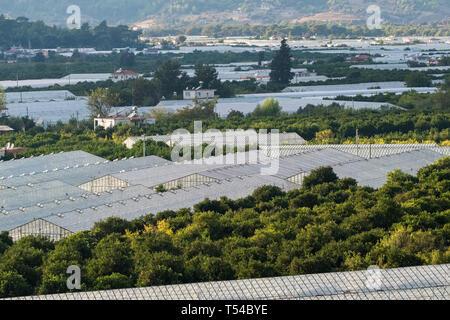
top-left (438, 55), bottom-right (450, 66)
top-left (0, 86), bottom-right (6, 113)
top-left (258, 51), bottom-right (265, 66)
top-left (135, 251), bottom-right (184, 287)
top-left (132, 78), bottom-right (161, 106)
top-left (269, 39), bottom-right (294, 85)
top-left (92, 217), bottom-right (134, 238)
top-left (176, 35), bottom-right (187, 44)
top-left (315, 129), bottom-right (335, 144)
top-left (154, 60), bottom-right (184, 99)
top-left (290, 192), bottom-right (319, 209)
top-left (194, 63), bottom-right (220, 89)
top-left (405, 72), bottom-right (432, 87)
top-left (251, 98), bottom-right (282, 117)
top-left (93, 273), bottom-right (132, 290)
top-left (0, 236), bottom-right (54, 290)
top-left (226, 110), bottom-right (244, 119)
top-left (0, 232), bottom-right (13, 255)
top-left (0, 271), bottom-right (33, 298)
top-left (252, 185), bottom-right (285, 203)
top-left (87, 88), bottom-right (120, 117)
top-left (302, 166), bottom-right (338, 188)
top-left (194, 198), bottom-right (230, 215)
top-left (119, 50), bottom-right (135, 68)
top-left (150, 107), bottom-right (174, 121)
top-left (173, 97), bottom-right (217, 120)
top-left (433, 75), bottom-right (450, 110)
top-left (38, 232), bottom-right (95, 294)
top-left (33, 52), bottom-right (46, 62)
top-left (86, 233), bottom-right (133, 282)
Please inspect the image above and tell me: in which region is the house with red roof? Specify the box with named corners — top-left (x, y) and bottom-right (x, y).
top-left (111, 68), bottom-right (140, 81)
top-left (346, 54), bottom-right (371, 62)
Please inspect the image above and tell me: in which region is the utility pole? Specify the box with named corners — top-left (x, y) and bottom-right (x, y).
top-left (142, 135), bottom-right (146, 157)
top-left (356, 128), bottom-right (359, 157)
top-left (16, 71), bottom-right (23, 103)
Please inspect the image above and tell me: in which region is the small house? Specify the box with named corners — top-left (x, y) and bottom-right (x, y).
top-left (94, 107), bottom-right (154, 130)
top-left (0, 125), bottom-right (13, 135)
top-left (111, 68), bottom-right (140, 81)
top-left (183, 88), bottom-right (216, 100)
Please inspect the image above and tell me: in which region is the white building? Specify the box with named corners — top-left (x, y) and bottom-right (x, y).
top-left (111, 68), bottom-right (140, 81)
top-left (183, 89), bottom-right (216, 100)
top-left (94, 107), bottom-right (155, 130)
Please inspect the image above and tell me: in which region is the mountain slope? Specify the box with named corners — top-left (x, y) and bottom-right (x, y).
top-left (0, 0), bottom-right (449, 26)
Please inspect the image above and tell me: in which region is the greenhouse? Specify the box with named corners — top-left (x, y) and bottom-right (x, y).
top-left (6, 264), bottom-right (449, 300)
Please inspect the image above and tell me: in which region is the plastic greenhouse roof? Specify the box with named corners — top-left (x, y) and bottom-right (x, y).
top-left (0, 185), bottom-right (153, 232)
top-left (44, 175), bottom-right (298, 233)
top-left (156, 97), bottom-right (403, 118)
top-left (281, 81), bottom-right (407, 92)
top-left (6, 90), bottom-right (76, 103)
top-left (0, 155), bottom-right (171, 188)
top-left (0, 151), bottom-right (106, 179)
top-left (263, 144), bottom-right (450, 159)
top-left (7, 264), bottom-right (449, 300)
top-left (124, 132), bottom-right (307, 148)
top-left (0, 180), bottom-right (85, 211)
top-left (332, 149), bottom-right (445, 189)
top-left (112, 163), bottom-right (225, 188)
top-left (7, 99), bottom-right (90, 123)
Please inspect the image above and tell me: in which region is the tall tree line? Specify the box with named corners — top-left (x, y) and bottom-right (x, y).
top-left (0, 16), bottom-right (141, 50)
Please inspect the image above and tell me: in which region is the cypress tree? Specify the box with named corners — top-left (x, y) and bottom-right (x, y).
top-left (269, 39), bottom-right (294, 85)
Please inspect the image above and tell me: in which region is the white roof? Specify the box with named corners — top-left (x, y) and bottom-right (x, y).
top-left (7, 264), bottom-right (449, 300)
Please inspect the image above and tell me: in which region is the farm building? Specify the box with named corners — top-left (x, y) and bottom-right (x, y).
top-left (0, 125), bottom-right (14, 135)
top-left (94, 107), bottom-right (155, 130)
top-left (111, 68), bottom-right (140, 81)
top-left (183, 89), bottom-right (216, 100)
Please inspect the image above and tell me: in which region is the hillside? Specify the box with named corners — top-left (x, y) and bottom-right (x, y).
top-left (0, 0), bottom-right (449, 27)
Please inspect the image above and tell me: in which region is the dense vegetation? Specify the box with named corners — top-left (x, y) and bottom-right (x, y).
top-left (0, 16), bottom-right (141, 50)
top-left (148, 22), bottom-right (450, 38)
top-left (0, 118), bottom-right (172, 161)
top-left (0, 160), bottom-right (448, 298)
